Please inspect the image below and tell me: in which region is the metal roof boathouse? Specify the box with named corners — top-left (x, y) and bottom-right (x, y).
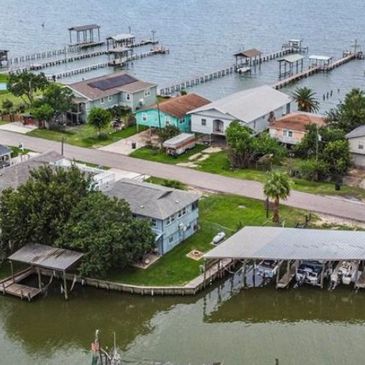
top-left (1, 244), bottom-right (83, 301)
top-left (204, 227), bottom-right (365, 290)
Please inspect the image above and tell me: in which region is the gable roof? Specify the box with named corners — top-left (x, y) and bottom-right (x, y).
top-left (346, 125), bottom-right (365, 139)
top-left (0, 151), bottom-right (63, 192)
top-left (105, 179), bottom-right (200, 220)
top-left (234, 48), bottom-right (262, 58)
top-left (142, 93), bottom-right (210, 119)
top-left (188, 85), bottom-right (292, 123)
top-left (67, 72), bottom-right (157, 100)
top-left (271, 112), bottom-right (325, 132)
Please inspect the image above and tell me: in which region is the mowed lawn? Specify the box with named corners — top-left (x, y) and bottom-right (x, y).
top-left (28, 124), bottom-right (146, 148)
top-left (130, 144), bottom-right (207, 164)
top-left (197, 151), bottom-right (365, 200)
top-left (108, 193), bottom-right (313, 286)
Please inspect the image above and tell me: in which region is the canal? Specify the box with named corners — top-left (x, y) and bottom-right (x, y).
top-left (1, 276), bottom-right (365, 364)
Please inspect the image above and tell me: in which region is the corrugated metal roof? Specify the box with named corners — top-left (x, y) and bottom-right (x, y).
top-left (278, 54), bottom-right (304, 63)
top-left (163, 133), bottom-right (195, 148)
top-left (188, 85), bottom-right (292, 123)
top-left (309, 55), bottom-right (332, 61)
top-left (8, 244), bottom-right (84, 271)
top-left (234, 48), bottom-right (262, 58)
top-left (68, 24), bottom-right (100, 32)
top-left (0, 144), bottom-right (10, 156)
top-left (204, 226), bottom-right (365, 261)
top-left (105, 179), bottom-right (200, 220)
top-left (107, 33), bottom-right (135, 42)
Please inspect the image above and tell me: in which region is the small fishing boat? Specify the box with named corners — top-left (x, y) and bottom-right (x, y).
top-left (256, 260), bottom-right (279, 278)
top-left (338, 261), bottom-right (359, 285)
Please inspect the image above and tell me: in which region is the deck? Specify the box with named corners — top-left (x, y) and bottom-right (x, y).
top-left (0, 267), bottom-right (42, 301)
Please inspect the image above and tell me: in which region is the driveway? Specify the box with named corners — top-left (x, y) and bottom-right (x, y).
top-left (99, 129), bottom-right (150, 155)
top-left (0, 122), bottom-right (37, 134)
top-left (1, 129), bottom-right (365, 222)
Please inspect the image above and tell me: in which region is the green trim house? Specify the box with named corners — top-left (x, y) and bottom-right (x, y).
top-left (135, 93), bottom-right (210, 132)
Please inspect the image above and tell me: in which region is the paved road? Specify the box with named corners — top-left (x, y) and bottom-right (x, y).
top-left (1, 129), bottom-right (365, 222)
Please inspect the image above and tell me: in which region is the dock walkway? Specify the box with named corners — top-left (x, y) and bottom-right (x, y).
top-left (0, 267), bottom-right (41, 301)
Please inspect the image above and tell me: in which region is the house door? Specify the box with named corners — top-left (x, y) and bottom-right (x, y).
top-left (213, 119), bottom-right (224, 134)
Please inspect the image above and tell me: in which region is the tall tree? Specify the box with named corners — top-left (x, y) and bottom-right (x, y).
top-left (292, 87), bottom-right (320, 113)
top-left (7, 70), bottom-right (49, 107)
top-left (31, 103), bottom-right (54, 125)
top-left (322, 140), bottom-right (351, 180)
top-left (0, 165), bottom-right (92, 257)
top-left (263, 172), bottom-right (291, 223)
top-left (88, 107), bottom-right (112, 135)
top-left (326, 88), bottom-right (365, 133)
top-left (57, 192), bottom-right (155, 277)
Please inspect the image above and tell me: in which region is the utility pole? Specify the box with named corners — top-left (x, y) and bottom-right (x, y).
top-left (61, 137), bottom-right (64, 155)
top-left (157, 101), bottom-right (162, 149)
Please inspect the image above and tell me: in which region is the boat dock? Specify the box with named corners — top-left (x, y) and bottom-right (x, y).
top-left (276, 261), bottom-right (297, 289)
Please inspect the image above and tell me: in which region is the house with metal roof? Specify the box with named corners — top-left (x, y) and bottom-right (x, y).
top-left (346, 125), bottom-right (365, 167)
top-left (66, 71), bottom-right (158, 122)
top-left (106, 179), bottom-right (200, 255)
top-left (188, 85), bottom-right (292, 136)
top-left (135, 93), bottom-right (210, 132)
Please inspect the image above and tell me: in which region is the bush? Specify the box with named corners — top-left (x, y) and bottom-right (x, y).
top-left (297, 159), bottom-right (329, 181)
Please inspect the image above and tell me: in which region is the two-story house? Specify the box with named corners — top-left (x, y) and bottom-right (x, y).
top-left (135, 93), bottom-right (210, 132)
top-left (188, 85), bottom-right (292, 135)
top-left (106, 179), bottom-right (200, 255)
top-left (66, 72), bottom-right (157, 122)
top-left (346, 125), bottom-right (365, 167)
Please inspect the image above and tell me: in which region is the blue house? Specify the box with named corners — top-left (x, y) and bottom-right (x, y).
top-left (135, 93), bottom-right (210, 133)
top-left (106, 179), bottom-right (200, 255)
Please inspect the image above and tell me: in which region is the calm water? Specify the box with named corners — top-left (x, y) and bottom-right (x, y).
top-left (2, 1), bottom-right (365, 363)
top-left (1, 0), bottom-right (365, 111)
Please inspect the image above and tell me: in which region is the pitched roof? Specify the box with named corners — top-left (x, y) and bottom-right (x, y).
top-left (105, 179), bottom-right (200, 220)
top-left (143, 93), bottom-right (210, 119)
top-left (346, 125), bottom-right (365, 139)
top-left (0, 144), bottom-right (10, 156)
top-left (270, 112), bottom-right (325, 132)
top-left (188, 85), bottom-right (292, 123)
top-left (67, 72), bottom-right (156, 100)
top-left (0, 151), bottom-right (63, 192)
top-left (68, 24), bottom-right (100, 31)
top-left (234, 48), bottom-right (262, 58)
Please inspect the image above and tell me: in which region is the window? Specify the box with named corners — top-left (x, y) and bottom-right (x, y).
top-left (284, 129), bottom-right (293, 138)
top-left (126, 93), bottom-right (131, 101)
top-left (142, 113), bottom-right (147, 121)
top-left (144, 89), bottom-right (151, 97)
top-left (359, 144), bottom-right (364, 150)
top-left (100, 97), bottom-right (105, 104)
top-left (192, 201), bottom-right (198, 210)
top-left (169, 235), bottom-right (174, 243)
top-left (201, 118), bottom-right (207, 126)
top-left (108, 96), bottom-right (112, 102)
top-left (151, 219), bottom-right (157, 227)
top-left (180, 119), bottom-right (184, 124)
top-left (178, 208), bottom-right (186, 218)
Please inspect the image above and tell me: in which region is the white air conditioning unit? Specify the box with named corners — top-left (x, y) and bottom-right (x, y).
top-left (139, 98), bottom-right (145, 106)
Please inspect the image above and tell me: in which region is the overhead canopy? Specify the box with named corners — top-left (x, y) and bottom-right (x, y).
top-left (234, 48), bottom-right (262, 58)
top-left (68, 24), bottom-right (100, 32)
top-left (107, 33), bottom-right (135, 42)
top-left (309, 55), bottom-right (332, 62)
top-left (8, 244), bottom-right (84, 271)
top-left (204, 227), bottom-right (365, 261)
top-left (278, 54), bottom-right (304, 63)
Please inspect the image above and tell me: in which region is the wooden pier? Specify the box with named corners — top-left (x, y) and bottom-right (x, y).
top-left (276, 261), bottom-right (297, 289)
top-left (0, 267), bottom-right (41, 301)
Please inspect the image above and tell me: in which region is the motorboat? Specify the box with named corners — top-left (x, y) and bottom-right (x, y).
top-left (256, 260), bottom-right (279, 278)
top-left (296, 261), bottom-right (325, 286)
top-left (338, 261), bottom-right (359, 285)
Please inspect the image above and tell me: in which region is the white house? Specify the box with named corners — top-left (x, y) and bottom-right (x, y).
top-left (188, 85), bottom-right (292, 135)
top-left (346, 125), bottom-right (365, 167)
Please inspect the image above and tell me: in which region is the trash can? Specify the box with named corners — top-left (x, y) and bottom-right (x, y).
top-left (131, 142), bottom-right (136, 149)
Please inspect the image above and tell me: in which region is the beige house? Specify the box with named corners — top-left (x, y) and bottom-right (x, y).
top-left (269, 112), bottom-right (325, 145)
top-left (346, 126), bottom-right (365, 167)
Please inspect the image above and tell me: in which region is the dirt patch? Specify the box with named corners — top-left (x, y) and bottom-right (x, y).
top-left (314, 213), bottom-right (365, 229)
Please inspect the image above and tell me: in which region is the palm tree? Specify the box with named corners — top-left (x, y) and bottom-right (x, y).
top-left (263, 172), bottom-right (291, 224)
top-left (292, 87), bottom-right (320, 113)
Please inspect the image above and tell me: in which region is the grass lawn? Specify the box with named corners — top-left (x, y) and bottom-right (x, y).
top-left (196, 151), bottom-right (365, 200)
top-left (146, 176), bottom-right (187, 190)
top-left (28, 124), bottom-right (146, 148)
top-left (107, 193), bottom-right (313, 286)
top-left (130, 144), bottom-right (207, 164)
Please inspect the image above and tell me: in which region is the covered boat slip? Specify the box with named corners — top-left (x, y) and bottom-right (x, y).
top-left (1, 244), bottom-right (83, 301)
top-left (203, 227), bottom-right (365, 290)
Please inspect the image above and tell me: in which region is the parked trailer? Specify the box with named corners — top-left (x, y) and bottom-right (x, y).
top-left (163, 133), bottom-right (196, 156)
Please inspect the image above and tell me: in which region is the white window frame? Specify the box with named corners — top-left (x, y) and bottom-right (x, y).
top-left (100, 97), bottom-right (105, 104)
top-left (108, 95), bottom-right (113, 102)
top-left (201, 118), bottom-right (207, 126)
top-left (144, 89), bottom-right (151, 97)
top-left (126, 93), bottom-right (131, 101)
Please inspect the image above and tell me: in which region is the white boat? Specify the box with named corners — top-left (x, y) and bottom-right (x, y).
top-left (338, 261), bottom-right (359, 285)
top-left (213, 231), bottom-right (226, 245)
top-left (256, 260), bottom-right (279, 278)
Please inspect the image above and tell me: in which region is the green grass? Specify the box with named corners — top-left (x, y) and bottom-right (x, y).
top-left (0, 74), bottom-right (8, 83)
top-left (28, 124), bottom-right (146, 148)
top-left (196, 151), bottom-right (365, 200)
top-left (107, 193), bottom-right (313, 286)
top-left (146, 176), bottom-right (187, 190)
top-left (130, 144), bottom-right (207, 164)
